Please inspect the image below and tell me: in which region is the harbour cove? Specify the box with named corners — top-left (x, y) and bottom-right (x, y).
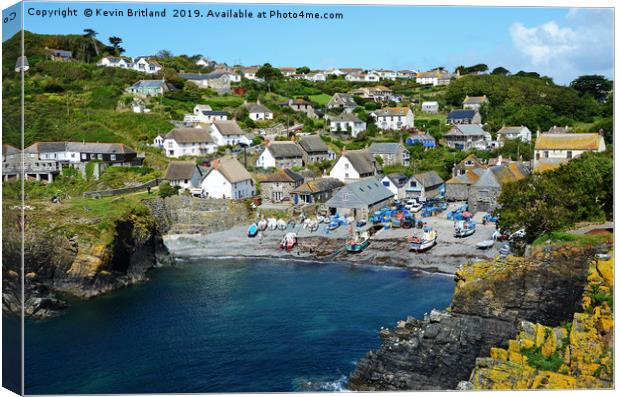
top-left (22, 257), bottom-right (454, 394)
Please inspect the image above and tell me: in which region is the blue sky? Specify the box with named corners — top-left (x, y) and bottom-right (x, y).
top-left (4, 1), bottom-right (614, 84)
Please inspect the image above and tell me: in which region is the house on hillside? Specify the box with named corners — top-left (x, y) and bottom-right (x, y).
top-left (238, 66), bottom-right (263, 81)
top-left (244, 102), bottom-right (273, 121)
top-left (200, 157), bottom-right (255, 199)
top-left (163, 128), bottom-right (217, 158)
top-left (259, 169), bottom-right (304, 202)
top-left (453, 154), bottom-right (486, 177)
top-left (196, 57), bottom-right (215, 68)
top-left (127, 80), bottom-right (171, 96)
top-left (326, 93), bottom-right (357, 112)
top-left (406, 171), bottom-right (445, 201)
top-left (97, 56), bottom-right (132, 69)
top-left (421, 101), bottom-right (439, 113)
top-left (298, 135), bottom-right (330, 164)
top-left (329, 149), bottom-right (380, 183)
top-left (132, 57), bottom-right (162, 74)
top-left (380, 173), bottom-right (411, 199)
top-left (255, 141), bottom-right (304, 169)
top-left (47, 48), bottom-right (72, 61)
top-left (24, 142), bottom-right (139, 165)
top-left (280, 98), bottom-right (317, 118)
top-left (328, 113), bottom-right (367, 137)
top-left (368, 142), bottom-right (410, 166)
top-left (345, 72), bottom-right (380, 82)
top-left (292, 177), bottom-right (344, 205)
top-left (184, 104), bottom-right (228, 123)
top-left (447, 109), bottom-right (481, 125)
top-left (445, 168), bottom-right (485, 201)
top-left (178, 72), bottom-right (231, 93)
top-left (443, 124), bottom-right (491, 150)
top-left (462, 95), bottom-right (488, 110)
top-left (351, 86), bottom-right (394, 102)
top-left (468, 163), bottom-right (529, 213)
top-left (496, 125), bottom-right (532, 144)
top-left (371, 107), bottom-right (414, 131)
top-left (163, 161), bottom-right (205, 191)
top-left (210, 120), bottom-right (251, 146)
top-left (416, 69), bottom-right (453, 86)
top-left (533, 132), bottom-right (606, 173)
top-left (325, 177), bottom-right (394, 220)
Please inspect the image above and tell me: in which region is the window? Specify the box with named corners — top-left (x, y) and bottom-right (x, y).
top-left (410, 181), bottom-right (417, 187)
top-left (344, 163), bottom-right (349, 170)
top-left (110, 154), bottom-right (116, 161)
top-left (97, 154), bottom-right (103, 160)
top-left (90, 154), bottom-right (96, 160)
top-left (544, 151), bottom-right (549, 158)
top-left (566, 151), bottom-right (573, 159)
top-left (81, 153), bottom-right (87, 160)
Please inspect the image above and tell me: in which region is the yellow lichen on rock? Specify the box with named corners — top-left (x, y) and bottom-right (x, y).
top-left (469, 250), bottom-right (614, 390)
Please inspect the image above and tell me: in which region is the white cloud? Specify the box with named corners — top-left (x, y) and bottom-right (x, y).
top-left (509, 8), bottom-right (613, 83)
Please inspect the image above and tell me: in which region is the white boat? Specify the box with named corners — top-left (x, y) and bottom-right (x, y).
top-left (454, 220), bottom-right (476, 238)
top-left (257, 219), bottom-right (268, 231)
top-left (277, 219), bottom-right (287, 230)
top-left (408, 227), bottom-right (437, 252)
top-left (267, 218), bottom-right (278, 230)
top-left (279, 232), bottom-right (297, 250)
top-left (476, 240), bottom-right (495, 249)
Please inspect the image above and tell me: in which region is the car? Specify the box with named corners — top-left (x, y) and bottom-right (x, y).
top-left (410, 203), bottom-right (423, 213)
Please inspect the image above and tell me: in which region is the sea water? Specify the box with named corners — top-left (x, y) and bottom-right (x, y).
top-left (22, 258), bottom-right (454, 394)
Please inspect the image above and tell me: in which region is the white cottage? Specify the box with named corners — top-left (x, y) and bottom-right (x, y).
top-left (372, 107), bottom-right (414, 131)
top-left (163, 128), bottom-right (218, 158)
top-left (329, 149), bottom-right (380, 183)
top-left (201, 157), bottom-right (255, 199)
top-left (210, 120), bottom-right (251, 146)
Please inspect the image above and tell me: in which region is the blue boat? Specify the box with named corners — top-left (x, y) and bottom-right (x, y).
top-left (247, 223), bottom-right (258, 238)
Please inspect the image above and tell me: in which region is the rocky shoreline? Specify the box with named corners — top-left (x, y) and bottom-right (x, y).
top-left (347, 246), bottom-right (603, 391)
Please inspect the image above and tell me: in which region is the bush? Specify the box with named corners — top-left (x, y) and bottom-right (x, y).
top-left (520, 346), bottom-right (563, 372)
top-left (158, 181), bottom-right (179, 198)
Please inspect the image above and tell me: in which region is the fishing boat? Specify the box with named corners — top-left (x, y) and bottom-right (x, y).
top-left (408, 226), bottom-right (437, 252)
top-left (267, 218), bottom-right (278, 230)
top-left (257, 219), bottom-right (268, 231)
top-left (454, 219), bottom-right (476, 238)
top-left (346, 229), bottom-right (370, 253)
top-left (279, 232), bottom-right (297, 250)
top-left (476, 231), bottom-right (499, 249)
top-left (247, 223), bottom-right (258, 238)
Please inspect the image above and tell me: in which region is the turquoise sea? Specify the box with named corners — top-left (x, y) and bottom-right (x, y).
top-left (21, 258), bottom-right (454, 394)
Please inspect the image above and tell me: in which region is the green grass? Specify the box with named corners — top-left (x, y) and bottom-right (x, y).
top-left (203, 96), bottom-right (245, 109)
top-left (520, 346), bottom-right (563, 372)
top-left (532, 231), bottom-right (613, 247)
top-left (309, 93), bottom-right (331, 106)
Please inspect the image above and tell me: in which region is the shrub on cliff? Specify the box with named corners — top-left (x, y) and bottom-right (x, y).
top-left (497, 152), bottom-right (613, 243)
top-left (158, 182), bottom-right (180, 198)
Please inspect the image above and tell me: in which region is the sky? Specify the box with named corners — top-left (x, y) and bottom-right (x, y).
top-left (3, 1), bottom-right (614, 84)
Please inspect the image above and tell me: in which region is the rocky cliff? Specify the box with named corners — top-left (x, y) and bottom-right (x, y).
top-left (348, 245), bottom-right (603, 391)
top-left (2, 201), bottom-right (172, 319)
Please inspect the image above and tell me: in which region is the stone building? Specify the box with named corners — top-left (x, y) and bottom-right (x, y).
top-left (259, 169), bottom-right (304, 202)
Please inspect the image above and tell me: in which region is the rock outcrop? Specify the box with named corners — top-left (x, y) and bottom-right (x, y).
top-left (2, 203), bottom-right (172, 319)
top-left (348, 246), bottom-right (600, 391)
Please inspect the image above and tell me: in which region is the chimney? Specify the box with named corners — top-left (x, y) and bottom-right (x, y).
top-left (212, 159), bottom-right (220, 170)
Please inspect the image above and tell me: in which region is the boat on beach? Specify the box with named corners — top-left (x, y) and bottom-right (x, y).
top-left (408, 226), bottom-right (437, 252)
top-left (257, 219), bottom-right (268, 231)
top-left (279, 232), bottom-right (297, 250)
top-left (345, 228), bottom-right (370, 253)
top-left (476, 231), bottom-right (500, 249)
top-left (277, 219), bottom-right (287, 231)
top-left (454, 219), bottom-right (476, 238)
top-left (247, 223), bottom-right (258, 238)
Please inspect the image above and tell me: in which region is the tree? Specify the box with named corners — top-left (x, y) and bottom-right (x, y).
top-left (108, 36), bottom-right (124, 55)
top-left (491, 66), bottom-right (510, 76)
top-left (256, 63), bottom-right (283, 92)
top-left (157, 49), bottom-right (174, 58)
top-left (83, 29), bottom-right (100, 56)
top-left (295, 66), bottom-right (310, 74)
top-left (569, 75), bottom-right (612, 102)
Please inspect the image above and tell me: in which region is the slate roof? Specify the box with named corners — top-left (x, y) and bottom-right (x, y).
top-left (298, 135), bottom-right (329, 153)
top-left (165, 161), bottom-right (201, 180)
top-left (534, 133), bottom-right (602, 151)
top-left (330, 113), bottom-right (364, 123)
top-left (15, 56), bottom-right (29, 69)
top-left (369, 142), bottom-right (407, 155)
top-left (48, 48), bottom-right (72, 58)
top-left (446, 168), bottom-right (484, 185)
top-left (24, 142), bottom-right (136, 154)
top-left (447, 109), bottom-right (478, 120)
top-left (342, 149), bottom-right (377, 175)
top-left (328, 93), bottom-right (357, 108)
top-left (130, 80), bottom-right (167, 89)
top-left (211, 157), bottom-right (253, 183)
top-left (213, 120), bottom-right (245, 136)
top-left (260, 169), bottom-right (304, 183)
top-left (445, 124), bottom-right (488, 137)
top-left (473, 163), bottom-right (529, 188)
top-left (294, 178), bottom-right (344, 195)
top-left (325, 178), bottom-right (393, 209)
top-left (165, 128), bottom-right (214, 144)
top-left (179, 72), bottom-right (228, 80)
top-left (385, 173), bottom-right (410, 188)
top-left (200, 110), bottom-right (227, 116)
top-left (266, 142), bottom-right (304, 158)
top-left (2, 144), bottom-right (21, 156)
top-left (413, 170), bottom-right (444, 188)
top-left (497, 126), bottom-right (527, 135)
